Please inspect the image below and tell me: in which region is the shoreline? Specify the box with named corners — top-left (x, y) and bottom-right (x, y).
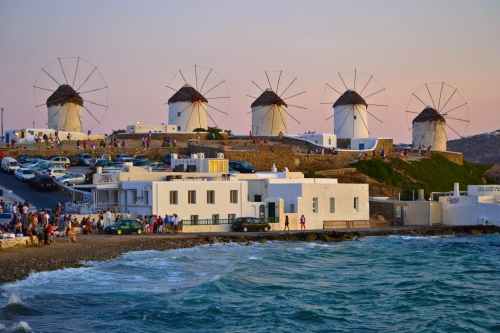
top-left (1, 225), bottom-right (498, 284)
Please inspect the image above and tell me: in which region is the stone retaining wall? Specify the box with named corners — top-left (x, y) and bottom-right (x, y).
top-left (369, 201), bottom-right (407, 226)
top-left (315, 168), bottom-right (357, 177)
top-left (429, 150), bottom-right (463, 165)
top-left (117, 132), bottom-right (228, 141)
top-left (0, 236), bottom-right (31, 249)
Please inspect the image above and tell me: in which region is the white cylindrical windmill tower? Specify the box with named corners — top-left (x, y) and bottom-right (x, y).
top-left (333, 89), bottom-right (369, 139)
top-left (412, 106), bottom-right (447, 151)
top-left (167, 84), bottom-right (208, 132)
top-left (47, 84), bottom-right (83, 132)
top-left (251, 88), bottom-right (288, 136)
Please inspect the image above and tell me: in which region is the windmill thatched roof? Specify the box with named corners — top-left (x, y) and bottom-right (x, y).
top-left (412, 106), bottom-right (445, 124)
top-left (167, 84), bottom-right (207, 104)
top-left (251, 89), bottom-right (287, 108)
top-left (333, 90), bottom-right (367, 108)
top-left (46, 84), bottom-right (83, 108)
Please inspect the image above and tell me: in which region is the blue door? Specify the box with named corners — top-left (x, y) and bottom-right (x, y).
top-left (328, 138), bottom-right (331, 145)
top-left (359, 143), bottom-right (365, 150)
top-left (5, 133), bottom-right (9, 143)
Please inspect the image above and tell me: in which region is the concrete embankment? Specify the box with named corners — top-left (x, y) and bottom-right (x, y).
top-left (0, 225), bottom-right (498, 283)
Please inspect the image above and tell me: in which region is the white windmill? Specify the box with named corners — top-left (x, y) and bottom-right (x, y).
top-left (322, 70), bottom-right (388, 139)
top-left (247, 71), bottom-right (306, 136)
top-left (165, 65), bottom-right (230, 132)
top-left (405, 82), bottom-right (469, 151)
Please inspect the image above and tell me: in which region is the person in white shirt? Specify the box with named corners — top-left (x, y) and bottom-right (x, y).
top-left (105, 209), bottom-right (112, 227)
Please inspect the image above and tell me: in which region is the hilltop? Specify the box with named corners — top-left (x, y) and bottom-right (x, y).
top-left (448, 130), bottom-right (500, 164)
top-left (348, 154), bottom-right (497, 200)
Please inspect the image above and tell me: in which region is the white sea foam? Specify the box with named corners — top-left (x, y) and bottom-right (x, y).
top-left (248, 256), bottom-right (261, 260)
top-left (7, 289), bottom-right (23, 306)
top-left (5, 321), bottom-right (32, 333)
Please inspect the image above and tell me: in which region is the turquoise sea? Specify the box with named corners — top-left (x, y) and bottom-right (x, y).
top-left (1, 234), bottom-right (500, 332)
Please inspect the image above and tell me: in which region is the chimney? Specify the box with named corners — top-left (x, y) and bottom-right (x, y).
top-left (271, 164), bottom-right (277, 172)
top-left (418, 189), bottom-right (425, 201)
top-left (453, 182), bottom-right (460, 197)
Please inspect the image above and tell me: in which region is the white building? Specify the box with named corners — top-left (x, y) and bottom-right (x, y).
top-left (412, 106), bottom-right (447, 151)
top-left (251, 89), bottom-right (288, 136)
top-left (125, 124), bottom-right (178, 134)
top-left (440, 185), bottom-right (500, 226)
top-left (4, 128), bottom-right (103, 144)
top-left (300, 133), bottom-right (337, 148)
top-left (333, 89), bottom-right (369, 139)
top-left (167, 84), bottom-right (208, 132)
top-left (90, 155), bottom-right (369, 232)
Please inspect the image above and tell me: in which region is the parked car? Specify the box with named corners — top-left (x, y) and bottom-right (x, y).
top-left (94, 159), bottom-right (112, 169)
top-left (28, 160), bottom-right (51, 170)
top-left (89, 158), bottom-right (107, 169)
top-left (228, 167), bottom-right (240, 175)
top-left (152, 164), bottom-right (171, 172)
top-left (28, 174), bottom-right (56, 191)
top-left (67, 155), bottom-right (80, 166)
top-left (50, 156), bottom-right (71, 168)
top-left (231, 217), bottom-right (271, 232)
top-left (114, 154), bottom-right (132, 162)
top-left (1, 157), bottom-right (20, 173)
top-left (134, 154), bottom-right (148, 161)
top-left (34, 163), bottom-right (59, 172)
top-left (132, 160), bottom-right (150, 168)
top-left (57, 173), bottom-right (86, 186)
top-left (163, 154), bottom-right (172, 165)
top-left (77, 153), bottom-right (93, 166)
top-left (0, 212), bottom-right (14, 225)
top-left (97, 153), bottom-right (112, 161)
top-left (18, 155), bottom-right (46, 164)
top-left (42, 167), bottom-right (68, 179)
top-left (104, 219), bottom-right (143, 235)
top-left (14, 167), bottom-right (35, 181)
top-left (102, 162), bottom-right (125, 173)
top-left (228, 160), bottom-right (258, 173)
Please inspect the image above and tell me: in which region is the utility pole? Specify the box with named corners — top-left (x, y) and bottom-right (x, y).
top-left (1, 108), bottom-right (3, 137)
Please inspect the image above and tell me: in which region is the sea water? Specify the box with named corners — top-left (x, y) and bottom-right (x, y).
top-left (1, 235), bottom-right (500, 332)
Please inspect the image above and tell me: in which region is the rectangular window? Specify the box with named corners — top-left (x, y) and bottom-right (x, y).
top-left (228, 214), bottom-right (236, 222)
top-left (207, 190), bottom-right (215, 204)
top-left (169, 191), bottom-right (178, 204)
top-left (396, 206), bottom-right (402, 217)
top-left (329, 198), bottom-right (335, 213)
top-left (188, 190), bottom-right (196, 204)
top-left (354, 197), bottom-right (359, 212)
top-left (190, 215), bottom-right (198, 222)
top-left (144, 190), bottom-right (149, 205)
top-left (177, 112), bottom-right (181, 117)
top-left (313, 197), bottom-right (318, 213)
top-left (230, 190), bottom-right (238, 203)
top-left (212, 214), bottom-right (219, 223)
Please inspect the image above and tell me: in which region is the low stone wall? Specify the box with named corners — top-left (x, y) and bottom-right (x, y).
top-left (182, 224), bottom-right (232, 233)
top-left (429, 150), bottom-right (463, 165)
top-left (323, 220), bottom-right (370, 229)
top-left (315, 168), bottom-right (357, 177)
top-left (0, 236), bottom-right (31, 249)
top-left (117, 132), bottom-right (228, 141)
top-left (13, 147), bottom-right (189, 161)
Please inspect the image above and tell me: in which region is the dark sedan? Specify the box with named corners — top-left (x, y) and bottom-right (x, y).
top-left (105, 220), bottom-right (143, 235)
top-left (28, 174), bottom-right (56, 191)
top-left (232, 217), bottom-right (271, 232)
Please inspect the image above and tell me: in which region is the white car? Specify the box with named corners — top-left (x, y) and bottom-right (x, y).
top-left (57, 173), bottom-right (86, 186)
top-left (14, 167), bottom-right (35, 181)
top-left (42, 167), bottom-right (68, 179)
top-left (102, 162), bottom-right (125, 173)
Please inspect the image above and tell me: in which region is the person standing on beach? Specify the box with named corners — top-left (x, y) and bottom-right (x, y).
top-left (173, 214), bottom-right (179, 233)
top-left (300, 215), bottom-right (306, 230)
top-left (284, 215), bottom-right (290, 231)
top-left (105, 208), bottom-right (112, 228)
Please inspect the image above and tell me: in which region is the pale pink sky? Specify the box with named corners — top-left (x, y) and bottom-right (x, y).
top-left (1, 0), bottom-right (499, 142)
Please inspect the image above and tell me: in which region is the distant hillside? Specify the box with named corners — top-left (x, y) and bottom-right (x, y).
top-left (351, 155), bottom-right (497, 200)
top-left (448, 130), bottom-right (500, 164)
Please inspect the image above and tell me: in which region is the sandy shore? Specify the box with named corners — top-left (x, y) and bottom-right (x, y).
top-left (1, 225), bottom-right (498, 284)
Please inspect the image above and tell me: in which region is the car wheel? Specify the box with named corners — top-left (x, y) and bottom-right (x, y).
top-left (64, 181), bottom-right (69, 186)
top-left (243, 226), bottom-right (248, 232)
top-left (116, 229), bottom-right (122, 235)
top-left (137, 229), bottom-right (142, 235)
top-left (264, 226), bottom-right (269, 232)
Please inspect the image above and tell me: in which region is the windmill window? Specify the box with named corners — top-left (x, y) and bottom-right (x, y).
top-left (354, 115), bottom-right (357, 120)
top-left (177, 126), bottom-right (181, 131)
top-left (178, 112), bottom-right (181, 117)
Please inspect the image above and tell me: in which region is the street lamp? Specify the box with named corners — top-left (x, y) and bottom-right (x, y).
top-left (1, 108), bottom-right (3, 137)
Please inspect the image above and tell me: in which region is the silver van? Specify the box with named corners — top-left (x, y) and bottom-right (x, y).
top-left (1, 157), bottom-right (20, 173)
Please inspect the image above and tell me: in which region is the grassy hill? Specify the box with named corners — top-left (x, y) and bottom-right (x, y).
top-left (351, 155), bottom-right (497, 200)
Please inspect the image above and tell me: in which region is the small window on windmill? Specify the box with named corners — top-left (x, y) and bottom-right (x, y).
top-left (177, 126), bottom-right (181, 131)
top-left (354, 115), bottom-right (357, 120)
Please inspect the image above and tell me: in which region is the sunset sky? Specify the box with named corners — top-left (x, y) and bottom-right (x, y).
top-left (1, 0), bottom-right (499, 142)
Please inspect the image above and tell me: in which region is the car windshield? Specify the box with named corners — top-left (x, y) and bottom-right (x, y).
top-left (22, 170), bottom-right (33, 174)
top-left (60, 174), bottom-right (71, 179)
top-left (9, 162), bottom-right (19, 166)
top-left (113, 221), bottom-right (126, 226)
top-left (240, 162), bottom-right (252, 167)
